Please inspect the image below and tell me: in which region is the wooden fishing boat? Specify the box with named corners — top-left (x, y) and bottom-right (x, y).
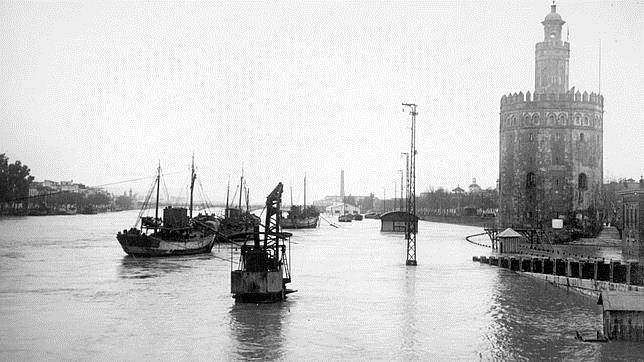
top-left (215, 171), bottom-right (260, 242)
top-left (116, 157), bottom-right (219, 257)
top-left (282, 176), bottom-right (319, 229)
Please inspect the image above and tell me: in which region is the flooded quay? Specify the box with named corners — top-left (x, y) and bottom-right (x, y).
top-left (1, 211), bottom-right (643, 360)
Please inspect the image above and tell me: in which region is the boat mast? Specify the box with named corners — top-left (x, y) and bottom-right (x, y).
top-left (225, 176), bottom-right (230, 218)
top-left (245, 187), bottom-right (250, 213)
top-left (155, 162), bottom-right (160, 225)
top-left (189, 154), bottom-right (196, 219)
top-left (238, 166), bottom-right (244, 210)
top-left (303, 174), bottom-right (307, 210)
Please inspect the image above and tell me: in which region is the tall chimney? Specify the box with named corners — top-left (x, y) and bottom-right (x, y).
top-left (340, 170), bottom-right (345, 201)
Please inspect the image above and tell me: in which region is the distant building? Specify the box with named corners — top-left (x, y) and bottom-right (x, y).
top-left (620, 178), bottom-right (643, 260)
top-left (27, 179), bottom-right (108, 208)
top-left (59, 180), bottom-right (78, 192)
top-left (468, 178), bottom-right (482, 194)
top-left (602, 179), bottom-right (640, 224)
top-left (499, 4), bottom-right (603, 230)
top-left (325, 202), bottom-right (359, 215)
top-left (313, 195), bottom-right (371, 212)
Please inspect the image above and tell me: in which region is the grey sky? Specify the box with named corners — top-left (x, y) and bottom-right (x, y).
top-left (1, 1), bottom-right (642, 203)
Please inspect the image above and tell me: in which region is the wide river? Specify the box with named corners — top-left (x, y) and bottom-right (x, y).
top-left (1, 211), bottom-right (643, 360)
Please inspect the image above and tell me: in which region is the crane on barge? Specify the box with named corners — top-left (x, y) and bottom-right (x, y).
top-left (230, 182), bottom-right (295, 302)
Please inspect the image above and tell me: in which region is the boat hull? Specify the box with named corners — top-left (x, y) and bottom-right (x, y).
top-left (215, 225), bottom-right (258, 243)
top-left (116, 232), bottom-right (215, 257)
top-left (281, 216), bottom-right (319, 229)
top-left (215, 213), bottom-right (261, 242)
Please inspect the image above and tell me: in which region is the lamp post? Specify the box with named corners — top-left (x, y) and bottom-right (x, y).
top-left (401, 152), bottom-right (409, 213)
top-left (398, 169), bottom-right (404, 211)
top-left (383, 187), bottom-right (386, 213)
top-left (394, 181), bottom-right (397, 211)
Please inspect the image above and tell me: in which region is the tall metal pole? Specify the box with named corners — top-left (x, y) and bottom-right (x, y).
top-left (393, 181), bottom-right (397, 211)
top-left (401, 153), bottom-right (409, 213)
top-left (398, 169), bottom-right (404, 211)
top-left (383, 188), bottom-right (386, 213)
top-left (403, 103), bottom-right (418, 266)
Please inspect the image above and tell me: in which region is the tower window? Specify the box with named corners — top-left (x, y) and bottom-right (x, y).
top-left (580, 133), bottom-right (585, 142)
top-left (526, 172), bottom-right (536, 188)
top-left (529, 133), bottom-right (534, 142)
top-left (578, 173), bottom-right (588, 190)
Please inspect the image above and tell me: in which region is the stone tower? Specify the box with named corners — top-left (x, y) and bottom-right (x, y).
top-left (499, 4), bottom-right (604, 230)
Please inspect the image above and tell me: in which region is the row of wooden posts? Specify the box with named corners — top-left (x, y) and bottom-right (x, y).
top-left (473, 255), bottom-right (644, 286)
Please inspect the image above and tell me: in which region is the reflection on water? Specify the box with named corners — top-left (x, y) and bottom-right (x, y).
top-left (229, 302), bottom-right (289, 360)
top-left (485, 269), bottom-right (603, 360)
top-left (118, 255), bottom-right (211, 279)
top-left (401, 267), bottom-right (417, 358)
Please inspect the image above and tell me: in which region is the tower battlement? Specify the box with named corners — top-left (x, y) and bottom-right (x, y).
top-left (535, 41), bottom-right (570, 51)
top-left (501, 90), bottom-right (603, 107)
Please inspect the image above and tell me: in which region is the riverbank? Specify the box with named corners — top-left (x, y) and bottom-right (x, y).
top-left (418, 214), bottom-right (494, 228)
top-left (0, 207), bottom-right (137, 217)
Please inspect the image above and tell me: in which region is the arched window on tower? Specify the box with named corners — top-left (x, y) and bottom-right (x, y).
top-left (580, 133), bottom-right (585, 142)
top-left (526, 172), bottom-right (536, 188)
top-left (578, 173), bottom-right (588, 190)
top-left (558, 114), bottom-right (566, 125)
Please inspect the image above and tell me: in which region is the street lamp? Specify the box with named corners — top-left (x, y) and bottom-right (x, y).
top-left (401, 152), bottom-right (409, 212)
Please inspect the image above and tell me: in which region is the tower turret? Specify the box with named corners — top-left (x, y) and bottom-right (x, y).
top-left (535, 3), bottom-right (569, 94)
top-left (542, 3), bottom-right (565, 41)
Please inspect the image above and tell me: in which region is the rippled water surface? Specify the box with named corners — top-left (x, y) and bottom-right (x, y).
top-left (1, 211), bottom-right (643, 360)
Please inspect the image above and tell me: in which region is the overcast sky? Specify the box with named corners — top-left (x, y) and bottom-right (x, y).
top-left (1, 1), bottom-right (642, 204)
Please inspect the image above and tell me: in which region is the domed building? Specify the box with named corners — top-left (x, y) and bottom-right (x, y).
top-left (498, 4), bottom-right (603, 231)
top-left (468, 178), bottom-right (482, 194)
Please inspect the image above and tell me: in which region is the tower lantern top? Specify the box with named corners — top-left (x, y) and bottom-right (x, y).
top-left (542, 3), bottom-right (565, 41)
